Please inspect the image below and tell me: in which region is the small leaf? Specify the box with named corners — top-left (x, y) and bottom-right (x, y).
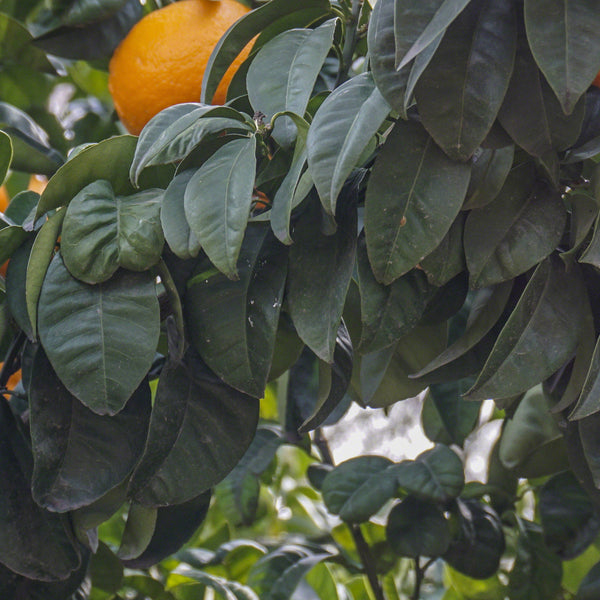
top-left (386, 496), bottom-right (451, 558)
top-left (247, 20), bottom-right (336, 147)
top-left (117, 503), bottom-right (157, 561)
top-left (307, 72), bottom-right (390, 215)
top-left (173, 566), bottom-right (259, 600)
top-left (0, 131), bottom-right (12, 186)
top-left (129, 353), bottom-right (259, 506)
top-left (465, 256), bottom-right (587, 401)
top-left (185, 136), bottom-right (257, 278)
top-left (364, 119), bottom-right (470, 284)
top-left (38, 254), bottom-right (160, 415)
top-left (61, 180), bottom-right (164, 284)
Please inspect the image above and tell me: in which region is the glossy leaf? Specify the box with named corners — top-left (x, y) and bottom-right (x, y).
top-left (0, 130), bottom-right (11, 186)
top-left (364, 120), bottom-right (471, 284)
top-left (201, 0), bottom-right (331, 104)
top-left (173, 566), bottom-right (259, 600)
top-left (184, 136), bottom-right (256, 279)
top-left (465, 257), bottom-right (587, 401)
top-left (129, 353), bottom-right (259, 506)
top-left (131, 103), bottom-right (251, 184)
top-left (30, 348), bottom-right (151, 512)
top-left (6, 237), bottom-right (35, 340)
top-left (464, 180), bottom-right (566, 288)
top-left (287, 198), bottom-right (357, 362)
top-left (61, 180), bottom-right (164, 284)
top-left (185, 225), bottom-right (287, 397)
top-left (117, 503), bottom-right (157, 561)
top-left (386, 496), bottom-right (451, 558)
top-left (414, 0), bottom-right (517, 161)
top-left (38, 254), bottom-right (160, 415)
top-left (571, 335), bottom-right (600, 419)
top-left (247, 20), bottom-right (336, 147)
top-left (307, 72), bottom-right (390, 215)
top-left (524, 0), bottom-right (600, 114)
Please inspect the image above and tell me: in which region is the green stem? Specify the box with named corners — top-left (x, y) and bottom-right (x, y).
top-left (335, 0), bottom-right (363, 88)
top-left (412, 557), bottom-right (436, 600)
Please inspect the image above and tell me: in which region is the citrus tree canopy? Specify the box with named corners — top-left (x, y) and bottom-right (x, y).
top-left (2, 0), bottom-right (600, 598)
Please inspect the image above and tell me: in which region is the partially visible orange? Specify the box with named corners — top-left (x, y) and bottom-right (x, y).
top-left (593, 71), bottom-right (600, 88)
top-left (252, 189), bottom-right (271, 211)
top-left (108, 0), bottom-right (252, 135)
top-left (0, 363), bottom-right (21, 392)
top-left (0, 175), bottom-right (48, 277)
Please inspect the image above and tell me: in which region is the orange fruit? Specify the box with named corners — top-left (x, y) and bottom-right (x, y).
top-left (0, 363), bottom-right (21, 392)
top-left (593, 71), bottom-right (600, 88)
top-left (252, 189), bottom-right (270, 211)
top-left (108, 0), bottom-right (252, 135)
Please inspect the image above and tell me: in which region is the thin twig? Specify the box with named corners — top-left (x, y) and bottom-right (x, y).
top-left (335, 0), bottom-right (363, 87)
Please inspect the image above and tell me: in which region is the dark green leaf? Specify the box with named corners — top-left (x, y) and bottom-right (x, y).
top-left (185, 225), bottom-right (287, 397)
top-left (287, 197), bottom-right (357, 362)
top-left (0, 399), bottom-right (81, 581)
top-left (415, 0), bottom-right (517, 161)
top-left (306, 72), bottom-right (390, 215)
top-left (386, 496), bottom-right (450, 558)
top-left (465, 256), bottom-right (586, 401)
top-left (90, 542), bottom-right (123, 594)
top-left (61, 180), bottom-right (164, 284)
top-left (123, 491), bottom-right (212, 569)
top-left (392, 444), bottom-right (464, 502)
top-left (38, 254), bottom-right (160, 415)
top-left (571, 334), bottom-right (600, 419)
top-left (464, 180), bottom-right (566, 288)
top-left (463, 146), bottom-right (515, 210)
top-left (6, 237), bottom-right (35, 339)
top-left (117, 503), bottom-right (157, 560)
top-left (0, 131), bottom-right (11, 186)
top-left (172, 566), bottom-right (259, 600)
top-left (60, 0), bottom-right (131, 25)
top-left (364, 120), bottom-right (470, 284)
top-left (185, 136), bottom-right (257, 278)
top-left (394, 0), bottom-right (471, 70)
top-left (443, 499), bottom-right (505, 579)
top-left (0, 13), bottom-right (55, 73)
top-left (524, 0), bottom-right (600, 114)
top-left (30, 347), bottom-right (151, 512)
top-left (508, 520), bottom-right (562, 600)
top-left (579, 412), bottom-right (600, 488)
top-left (247, 20), bottom-right (336, 147)
top-left (129, 353), bottom-right (259, 506)
top-left (540, 471), bottom-right (599, 560)
top-left (35, 135), bottom-right (138, 219)
top-left (577, 562), bottom-right (600, 600)
top-left (357, 235), bottom-right (432, 354)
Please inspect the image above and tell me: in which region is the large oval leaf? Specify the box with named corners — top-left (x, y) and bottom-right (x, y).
top-left (129, 353), bottom-right (259, 506)
top-left (415, 0), bottom-right (517, 161)
top-left (38, 254), bottom-right (160, 415)
top-left (184, 136), bottom-right (257, 279)
top-left (364, 120), bottom-right (471, 284)
top-left (247, 19), bottom-right (336, 147)
top-left (464, 257), bottom-right (587, 401)
top-left (524, 0), bottom-right (600, 115)
top-left (61, 180), bottom-right (164, 284)
top-left (185, 225), bottom-right (287, 398)
top-left (306, 72), bottom-right (390, 216)
top-left (30, 347), bottom-right (151, 512)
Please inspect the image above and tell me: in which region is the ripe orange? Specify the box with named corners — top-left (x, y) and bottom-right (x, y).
top-left (594, 71), bottom-right (600, 88)
top-left (108, 0), bottom-right (251, 135)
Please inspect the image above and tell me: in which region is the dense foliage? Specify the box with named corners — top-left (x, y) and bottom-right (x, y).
top-left (3, 0), bottom-right (600, 598)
